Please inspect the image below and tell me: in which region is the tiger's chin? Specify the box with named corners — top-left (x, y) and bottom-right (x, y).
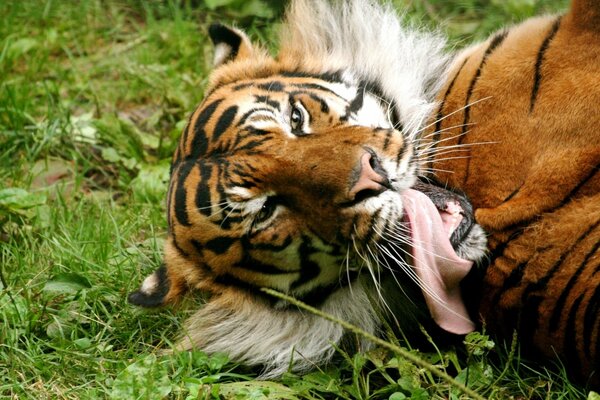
top-left (173, 283), bottom-right (379, 378)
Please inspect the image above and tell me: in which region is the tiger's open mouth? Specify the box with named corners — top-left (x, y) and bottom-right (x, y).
top-left (394, 181), bottom-right (482, 335)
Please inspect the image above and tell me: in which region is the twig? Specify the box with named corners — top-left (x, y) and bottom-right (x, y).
top-left (262, 288), bottom-right (487, 400)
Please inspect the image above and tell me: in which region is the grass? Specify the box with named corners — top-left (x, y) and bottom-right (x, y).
top-left (0, 0), bottom-right (589, 398)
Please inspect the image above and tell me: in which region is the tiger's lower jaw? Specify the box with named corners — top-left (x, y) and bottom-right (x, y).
top-left (173, 280), bottom-right (380, 378)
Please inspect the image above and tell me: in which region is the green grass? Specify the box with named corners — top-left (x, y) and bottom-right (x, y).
top-left (1, 0), bottom-right (589, 398)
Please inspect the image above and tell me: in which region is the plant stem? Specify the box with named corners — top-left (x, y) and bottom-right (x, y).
top-left (262, 288), bottom-right (487, 400)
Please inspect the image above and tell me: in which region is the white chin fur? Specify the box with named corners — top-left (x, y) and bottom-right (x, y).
top-left (175, 280), bottom-right (378, 378)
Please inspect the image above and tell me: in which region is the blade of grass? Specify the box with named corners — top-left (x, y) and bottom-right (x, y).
top-left (262, 288), bottom-right (487, 400)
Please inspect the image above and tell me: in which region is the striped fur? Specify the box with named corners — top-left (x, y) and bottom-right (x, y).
top-left (426, 0), bottom-right (600, 385)
top-left (129, 0), bottom-right (490, 377)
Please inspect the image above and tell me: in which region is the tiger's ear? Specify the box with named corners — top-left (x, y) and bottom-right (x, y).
top-left (209, 23), bottom-right (255, 67)
top-left (128, 265), bottom-right (186, 307)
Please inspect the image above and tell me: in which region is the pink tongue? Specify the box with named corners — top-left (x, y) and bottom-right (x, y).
top-left (401, 189), bottom-right (475, 335)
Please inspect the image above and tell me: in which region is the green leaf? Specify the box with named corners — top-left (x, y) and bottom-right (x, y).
top-left (43, 273), bottom-right (92, 294)
top-left (588, 391), bottom-right (600, 400)
top-left (208, 352), bottom-right (230, 373)
top-left (238, 0), bottom-right (275, 18)
top-left (110, 355), bottom-right (172, 399)
top-left (73, 337), bottom-right (92, 350)
top-left (217, 381), bottom-right (299, 399)
top-left (464, 331), bottom-right (495, 357)
top-left (204, 0), bottom-right (238, 10)
top-left (8, 38), bottom-right (38, 59)
top-left (0, 188), bottom-right (47, 214)
top-left (101, 147), bottom-right (122, 163)
top-left (130, 162), bottom-right (170, 203)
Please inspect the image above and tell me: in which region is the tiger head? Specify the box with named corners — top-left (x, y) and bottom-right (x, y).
top-left (129, 0), bottom-right (487, 377)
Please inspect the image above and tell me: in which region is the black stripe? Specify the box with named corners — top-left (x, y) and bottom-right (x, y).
top-left (237, 139), bottom-right (268, 152)
top-left (502, 184), bottom-right (522, 203)
top-left (516, 221), bottom-right (599, 339)
top-left (190, 99), bottom-right (223, 159)
top-left (498, 260), bottom-right (528, 295)
top-left (254, 95), bottom-right (281, 110)
top-left (257, 81), bottom-right (284, 92)
top-left (294, 281), bottom-right (353, 307)
top-left (583, 282), bottom-right (600, 357)
top-left (458, 31), bottom-right (508, 147)
top-left (171, 234), bottom-right (189, 258)
top-left (212, 105), bottom-right (238, 143)
top-left (431, 57), bottom-right (469, 163)
top-left (233, 127), bottom-right (272, 149)
top-left (236, 107), bottom-right (276, 127)
top-left (213, 273), bottom-right (265, 296)
top-left (205, 236), bottom-right (237, 255)
top-left (243, 127), bottom-right (271, 136)
top-left (487, 228), bottom-right (526, 270)
top-left (558, 162), bottom-right (599, 208)
top-left (521, 220), bottom-right (600, 302)
top-left (518, 294), bottom-right (543, 346)
top-left (190, 239), bottom-right (205, 257)
top-left (289, 83), bottom-right (343, 98)
top-left (345, 87), bottom-right (365, 117)
top-left (564, 293), bottom-right (585, 378)
top-left (250, 235), bottom-right (294, 252)
top-left (176, 114), bottom-right (194, 164)
top-left (233, 82), bottom-right (254, 91)
top-left (395, 144), bottom-right (410, 167)
top-left (235, 256), bottom-right (301, 275)
top-left (550, 239), bottom-right (600, 332)
top-left (212, 274), bottom-right (351, 308)
top-left (279, 70), bottom-right (345, 83)
top-left (173, 161), bottom-right (195, 226)
top-left (290, 236), bottom-right (323, 289)
top-left (308, 93), bottom-right (330, 113)
top-left (166, 181), bottom-right (174, 228)
top-left (195, 163), bottom-right (213, 217)
top-left (502, 162), bottom-right (599, 231)
top-left (362, 79), bottom-right (402, 131)
top-left (382, 129), bottom-right (393, 151)
top-left (530, 17), bottom-right (562, 113)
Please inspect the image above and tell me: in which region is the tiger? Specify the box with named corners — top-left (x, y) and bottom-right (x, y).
top-left (128, 0), bottom-right (488, 378)
top-left (129, 0), bottom-right (600, 385)
top-left (426, 0), bottom-right (600, 386)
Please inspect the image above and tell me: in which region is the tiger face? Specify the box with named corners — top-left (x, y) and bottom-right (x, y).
top-left (129, 0), bottom-right (487, 377)
top-left (165, 70), bottom-right (417, 300)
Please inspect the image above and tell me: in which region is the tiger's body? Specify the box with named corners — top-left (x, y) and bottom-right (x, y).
top-left (129, 0), bottom-right (600, 386)
top-left (429, 0), bottom-right (600, 384)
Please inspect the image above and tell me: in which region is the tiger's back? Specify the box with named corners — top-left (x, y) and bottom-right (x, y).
top-left (428, 0), bottom-right (600, 383)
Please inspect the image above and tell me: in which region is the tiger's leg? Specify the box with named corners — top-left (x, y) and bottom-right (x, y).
top-left (480, 192), bottom-right (600, 383)
top-left (475, 147), bottom-right (599, 231)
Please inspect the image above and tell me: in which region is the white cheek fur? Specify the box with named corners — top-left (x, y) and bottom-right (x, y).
top-left (350, 93), bottom-right (393, 129)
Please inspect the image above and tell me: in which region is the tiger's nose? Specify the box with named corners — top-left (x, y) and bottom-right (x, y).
top-left (348, 150), bottom-right (390, 202)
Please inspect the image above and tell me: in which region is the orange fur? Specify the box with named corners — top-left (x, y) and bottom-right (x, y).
top-left (427, 0), bottom-right (600, 384)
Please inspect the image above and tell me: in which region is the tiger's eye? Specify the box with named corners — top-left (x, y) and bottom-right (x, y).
top-left (255, 196), bottom-right (278, 225)
top-left (290, 106), bottom-right (303, 131)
